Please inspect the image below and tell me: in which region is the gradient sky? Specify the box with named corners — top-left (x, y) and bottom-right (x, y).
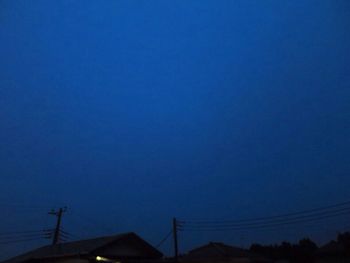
top-left (1, 0), bottom-right (350, 260)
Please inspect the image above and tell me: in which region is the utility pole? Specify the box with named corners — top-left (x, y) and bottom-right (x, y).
top-left (49, 207), bottom-right (67, 245)
top-left (173, 217), bottom-right (178, 262)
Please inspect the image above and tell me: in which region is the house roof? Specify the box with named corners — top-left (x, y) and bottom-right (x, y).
top-left (2, 232), bottom-right (163, 263)
top-left (316, 240), bottom-right (346, 256)
top-left (185, 242), bottom-right (251, 259)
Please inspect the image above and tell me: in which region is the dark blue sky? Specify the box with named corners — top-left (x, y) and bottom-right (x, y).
top-left (1, 0), bottom-right (350, 260)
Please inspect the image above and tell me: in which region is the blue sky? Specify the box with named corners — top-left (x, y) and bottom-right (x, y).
top-left (0, 0), bottom-right (350, 260)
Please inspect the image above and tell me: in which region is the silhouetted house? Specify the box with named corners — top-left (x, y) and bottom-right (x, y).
top-left (181, 242), bottom-right (271, 263)
top-left (316, 241), bottom-right (350, 263)
top-left (2, 232), bottom-right (163, 263)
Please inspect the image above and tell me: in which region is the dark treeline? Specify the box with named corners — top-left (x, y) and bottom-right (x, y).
top-left (250, 232), bottom-right (350, 262)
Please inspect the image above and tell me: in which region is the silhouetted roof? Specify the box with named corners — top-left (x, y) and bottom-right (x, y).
top-left (316, 241), bottom-right (347, 256)
top-left (186, 242), bottom-right (251, 259)
top-left (3, 232), bottom-right (163, 263)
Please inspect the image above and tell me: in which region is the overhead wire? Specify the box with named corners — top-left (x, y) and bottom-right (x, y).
top-left (0, 237), bottom-right (46, 245)
top-left (156, 230), bottom-right (173, 248)
top-left (179, 207), bottom-right (350, 228)
top-left (179, 212), bottom-right (350, 231)
top-left (0, 229), bottom-right (52, 236)
top-left (179, 200), bottom-right (350, 224)
top-left (60, 229), bottom-right (76, 238)
top-left (0, 233), bottom-right (50, 241)
top-left (178, 200), bottom-right (350, 232)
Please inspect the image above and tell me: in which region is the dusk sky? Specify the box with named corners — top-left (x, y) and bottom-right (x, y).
top-left (0, 0), bottom-right (350, 260)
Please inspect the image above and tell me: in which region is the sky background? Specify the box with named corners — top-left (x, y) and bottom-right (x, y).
top-left (1, 0), bottom-right (350, 260)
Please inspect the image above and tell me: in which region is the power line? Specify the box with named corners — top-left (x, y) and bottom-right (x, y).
top-left (180, 211), bottom-right (350, 231)
top-left (0, 237), bottom-right (45, 245)
top-left (156, 229), bottom-right (173, 248)
top-left (178, 201), bottom-right (350, 232)
top-left (180, 207), bottom-right (350, 228)
top-left (0, 230), bottom-right (51, 236)
top-left (0, 233), bottom-right (50, 241)
top-left (60, 229), bottom-right (76, 238)
top-left (58, 230), bottom-right (75, 241)
top-left (179, 200), bottom-right (350, 225)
